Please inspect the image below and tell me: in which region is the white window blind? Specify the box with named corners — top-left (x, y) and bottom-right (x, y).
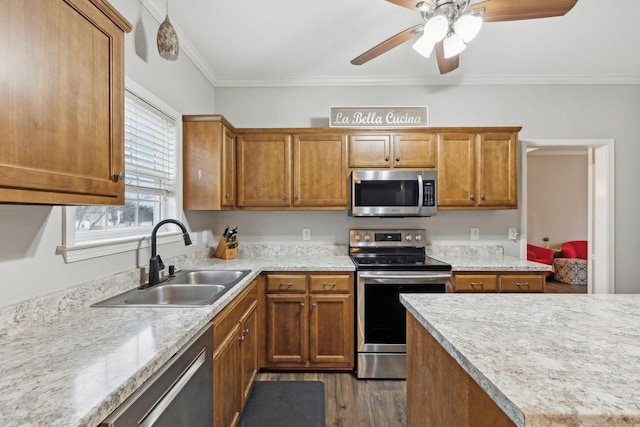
top-left (124, 91), bottom-right (176, 197)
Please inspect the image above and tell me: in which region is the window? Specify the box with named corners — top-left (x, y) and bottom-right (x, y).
top-left (60, 79), bottom-right (182, 262)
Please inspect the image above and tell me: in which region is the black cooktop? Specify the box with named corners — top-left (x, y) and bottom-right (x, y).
top-left (349, 249), bottom-right (452, 272)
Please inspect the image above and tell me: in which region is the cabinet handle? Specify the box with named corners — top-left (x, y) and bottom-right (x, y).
top-left (239, 336), bottom-right (245, 343)
top-left (396, 156), bottom-right (400, 162)
top-left (470, 194), bottom-right (475, 200)
top-left (385, 156), bottom-right (390, 161)
top-left (294, 194), bottom-right (300, 200)
top-left (481, 194), bottom-right (486, 200)
top-left (112, 171), bottom-right (125, 182)
top-left (283, 195), bottom-right (290, 201)
top-left (470, 281), bottom-right (484, 288)
top-left (312, 303), bottom-right (317, 309)
top-left (300, 303), bottom-right (305, 308)
top-left (515, 282), bottom-right (530, 287)
top-left (225, 193), bottom-right (230, 199)
top-left (244, 328), bottom-right (250, 335)
top-left (323, 282), bottom-right (336, 288)
top-left (280, 282), bottom-right (293, 287)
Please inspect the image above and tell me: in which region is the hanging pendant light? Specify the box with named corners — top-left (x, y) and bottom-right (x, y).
top-left (157, 0), bottom-right (179, 61)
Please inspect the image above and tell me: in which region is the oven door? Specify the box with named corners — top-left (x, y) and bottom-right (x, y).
top-left (356, 271), bottom-right (449, 378)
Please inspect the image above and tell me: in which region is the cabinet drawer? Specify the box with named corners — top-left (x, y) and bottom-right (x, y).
top-left (266, 274), bottom-right (307, 293)
top-left (500, 275), bottom-right (544, 292)
top-left (454, 274), bottom-right (498, 292)
top-left (309, 274), bottom-right (351, 293)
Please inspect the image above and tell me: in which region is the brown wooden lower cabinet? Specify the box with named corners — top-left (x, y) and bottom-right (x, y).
top-left (406, 313), bottom-right (516, 427)
top-left (452, 271), bottom-right (546, 293)
top-left (213, 279), bottom-right (258, 427)
top-left (263, 272), bottom-right (354, 370)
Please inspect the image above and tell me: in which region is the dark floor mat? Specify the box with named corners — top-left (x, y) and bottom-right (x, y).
top-left (238, 381), bottom-right (325, 427)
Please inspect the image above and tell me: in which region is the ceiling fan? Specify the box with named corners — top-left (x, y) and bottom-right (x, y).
top-left (351, 0), bottom-right (578, 74)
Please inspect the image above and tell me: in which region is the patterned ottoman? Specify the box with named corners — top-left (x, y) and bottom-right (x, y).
top-left (553, 258), bottom-right (587, 285)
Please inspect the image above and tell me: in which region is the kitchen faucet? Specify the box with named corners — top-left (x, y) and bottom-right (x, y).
top-left (146, 219), bottom-right (192, 287)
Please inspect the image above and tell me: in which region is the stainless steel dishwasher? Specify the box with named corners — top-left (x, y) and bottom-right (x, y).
top-left (100, 323), bottom-right (213, 427)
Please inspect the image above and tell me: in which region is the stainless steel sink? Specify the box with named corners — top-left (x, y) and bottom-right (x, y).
top-left (92, 269), bottom-right (251, 307)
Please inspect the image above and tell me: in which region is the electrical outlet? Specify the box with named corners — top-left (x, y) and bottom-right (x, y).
top-left (508, 228), bottom-right (518, 240)
top-left (302, 228), bottom-right (311, 241)
top-left (470, 227), bottom-right (480, 240)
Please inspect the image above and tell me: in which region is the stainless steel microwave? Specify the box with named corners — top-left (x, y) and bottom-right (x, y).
top-left (350, 170), bottom-right (437, 217)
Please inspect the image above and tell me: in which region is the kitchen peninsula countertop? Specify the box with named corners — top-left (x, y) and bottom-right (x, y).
top-left (401, 293), bottom-right (640, 426)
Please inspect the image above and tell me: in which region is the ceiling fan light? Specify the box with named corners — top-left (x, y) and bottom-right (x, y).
top-left (455, 12), bottom-right (483, 43)
top-left (423, 15), bottom-right (449, 42)
top-left (443, 33), bottom-right (466, 58)
top-left (412, 33), bottom-right (438, 58)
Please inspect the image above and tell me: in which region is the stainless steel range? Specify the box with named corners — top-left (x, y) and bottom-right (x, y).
top-left (349, 228), bottom-right (452, 379)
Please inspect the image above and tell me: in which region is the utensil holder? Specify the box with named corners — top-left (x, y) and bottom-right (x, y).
top-left (214, 236), bottom-right (238, 260)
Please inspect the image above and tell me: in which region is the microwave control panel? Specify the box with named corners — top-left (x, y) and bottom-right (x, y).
top-left (423, 180), bottom-right (436, 207)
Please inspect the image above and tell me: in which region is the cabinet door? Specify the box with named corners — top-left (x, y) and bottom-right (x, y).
top-left (0, 0), bottom-right (130, 205)
top-left (221, 125), bottom-right (236, 207)
top-left (437, 133), bottom-right (477, 208)
top-left (240, 302), bottom-right (258, 404)
top-left (293, 134), bottom-right (349, 208)
top-left (348, 134), bottom-right (392, 167)
top-left (477, 133), bottom-right (518, 208)
top-left (183, 119), bottom-right (222, 210)
top-left (392, 133), bottom-right (436, 168)
top-left (265, 294), bottom-right (308, 364)
top-left (236, 134), bottom-right (292, 207)
top-left (214, 323), bottom-right (241, 427)
top-left (309, 294), bottom-right (353, 366)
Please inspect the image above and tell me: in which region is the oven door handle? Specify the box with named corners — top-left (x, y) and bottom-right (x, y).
top-left (359, 272), bottom-right (451, 283)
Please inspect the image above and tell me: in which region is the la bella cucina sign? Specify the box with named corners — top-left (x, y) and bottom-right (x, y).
top-left (330, 106), bottom-right (428, 128)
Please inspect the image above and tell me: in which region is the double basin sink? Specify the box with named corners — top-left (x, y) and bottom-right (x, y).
top-left (92, 269), bottom-right (251, 307)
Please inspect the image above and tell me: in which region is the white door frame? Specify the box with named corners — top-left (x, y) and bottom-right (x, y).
top-left (520, 139), bottom-right (615, 294)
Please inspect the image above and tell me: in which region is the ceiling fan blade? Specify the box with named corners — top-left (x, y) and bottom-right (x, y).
top-left (435, 41), bottom-right (459, 75)
top-left (385, 0), bottom-right (435, 11)
top-left (351, 24), bottom-right (423, 65)
top-left (471, 0), bottom-right (578, 22)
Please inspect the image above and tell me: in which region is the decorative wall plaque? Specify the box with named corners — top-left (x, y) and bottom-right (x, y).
top-left (329, 106), bottom-right (428, 128)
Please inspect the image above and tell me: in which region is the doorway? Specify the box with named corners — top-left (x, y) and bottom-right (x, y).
top-left (521, 139), bottom-right (615, 294)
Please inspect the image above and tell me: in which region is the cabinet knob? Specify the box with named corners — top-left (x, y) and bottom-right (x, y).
top-left (294, 195), bottom-right (300, 201)
top-left (244, 328), bottom-right (250, 335)
top-left (239, 336), bottom-right (245, 343)
top-left (112, 171), bottom-right (125, 182)
top-left (481, 194), bottom-right (486, 200)
top-left (312, 303), bottom-right (317, 309)
top-left (283, 195), bottom-right (290, 201)
top-left (470, 194), bottom-right (475, 200)
top-left (396, 156), bottom-right (400, 162)
top-left (225, 193), bottom-right (230, 199)
top-left (385, 156), bottom-right (390, 162)
top-left (300, 302), bottom-right (305, 308)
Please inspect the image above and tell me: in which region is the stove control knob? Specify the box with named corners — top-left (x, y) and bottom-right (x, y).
top-left (405, 234), bottom-right (413, 241)
top-left (415, 234), bottom-right (423, 241)
top-left (354, 234), bottom-right (361, 241)
top-left (363, 234), bottom-right (371, 241)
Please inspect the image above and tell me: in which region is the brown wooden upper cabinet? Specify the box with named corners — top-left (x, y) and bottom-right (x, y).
top-left (183, 116), bottom-right (236, 210)
top-left (236, 132), bottom-right (349, 209)
top-left (348, 133), bottom-right (436, 168)
top-left (0, 0), bottom-right (131, 205)
top-left (437, 131), bottom-right (518, 209)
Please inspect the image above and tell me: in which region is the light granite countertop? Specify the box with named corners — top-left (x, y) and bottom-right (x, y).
top-left (0, 247), bottom-right (550, 427)
top-left (401, 293), bottom-right (640, 427)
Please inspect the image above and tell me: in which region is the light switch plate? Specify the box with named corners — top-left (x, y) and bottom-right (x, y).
top-left (470, 227), bottom-right (479, 240)
top-left (302, 228), bottom-right (311, 241)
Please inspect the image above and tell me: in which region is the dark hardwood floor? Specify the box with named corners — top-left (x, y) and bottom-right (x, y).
top-left (255, 372), bottom-right (406, 427)
top-left (545, 277), bottom-right (588, 293)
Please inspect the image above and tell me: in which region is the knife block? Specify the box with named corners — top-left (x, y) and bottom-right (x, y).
top-left (213, 236), bottom-right (238, 260)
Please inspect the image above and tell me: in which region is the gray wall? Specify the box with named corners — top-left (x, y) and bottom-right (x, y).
top-left (213, 84), bottom-right (640, 293)
top-left (0, 0), bottom-right (217, 306)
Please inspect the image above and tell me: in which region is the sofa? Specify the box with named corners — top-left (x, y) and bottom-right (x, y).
top-left (554, 240), bottom-right (588, 285)
top-left (526, 244), bottom-right (554, 277)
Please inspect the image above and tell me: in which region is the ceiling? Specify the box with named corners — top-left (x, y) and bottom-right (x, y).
top-left (147, 0), bottom-right (640, 87)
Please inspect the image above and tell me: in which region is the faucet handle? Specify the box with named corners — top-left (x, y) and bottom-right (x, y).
top-left (157, 255), bottom-right (165, 271)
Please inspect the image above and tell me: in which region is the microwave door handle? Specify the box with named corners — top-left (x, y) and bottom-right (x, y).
top-left (417, 174), bottom-right (424, 208)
